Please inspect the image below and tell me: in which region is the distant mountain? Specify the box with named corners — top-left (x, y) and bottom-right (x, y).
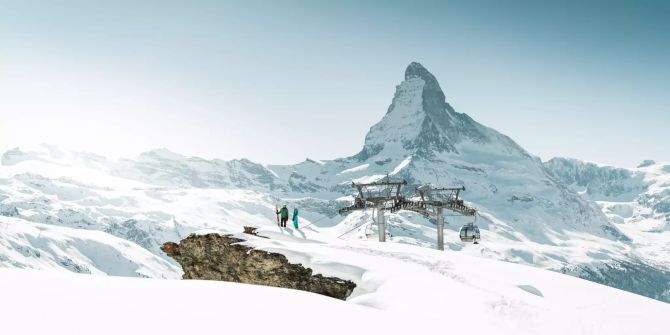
top-left (544, 157), bottom-right (669, 233)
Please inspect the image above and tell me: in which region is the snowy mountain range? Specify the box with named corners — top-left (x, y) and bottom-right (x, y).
top-left (1, 62), bottom-right (669, 306)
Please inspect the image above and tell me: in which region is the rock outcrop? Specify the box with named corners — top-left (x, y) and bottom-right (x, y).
top-left (162, 233), bottom-right (356, 300)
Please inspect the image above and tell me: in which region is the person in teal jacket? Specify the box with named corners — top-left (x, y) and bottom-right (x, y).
top-left (277, 205), bottom-right (289, 227)
top-left (292, 208), bottom-right (299, 229)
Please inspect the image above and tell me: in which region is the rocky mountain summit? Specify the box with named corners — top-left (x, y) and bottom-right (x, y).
top-left (358, 62), bottom-right (493, 159)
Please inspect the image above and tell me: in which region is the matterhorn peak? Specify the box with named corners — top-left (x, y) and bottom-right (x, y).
top-left (405, 62), bottom-right (436, 82)
top-left (358, 62), bottom-right (492, 159)
top-left (404, 62), bottom-right (444, 94)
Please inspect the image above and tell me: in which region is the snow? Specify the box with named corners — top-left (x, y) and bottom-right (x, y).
top-left (0, 268), bottom-right (413, 335)
top-left (337, 163), bottom-right (369, 174)
top-left (363, 77), bottom-right (427, 156)
top-left (5, 225), bottom-right (669, 335)
top-left (547, 159), bottom-right (670, 269)
top-left (228, 229), bottom-right (670, 334)
top-left (140, 147), bottom-right (186, 161)
top-left (263, 164), bottom-right (280, 178)
top-left (336, 195), bottom-right (355, 202)
top-left (308, 158), bottom-right (325, 165)
top-left (350, 174), bottom-right (386, 184)
top-left (389, 155), bottom-right (412, 175)
top-left (0, 216), bottom-right (180, 278)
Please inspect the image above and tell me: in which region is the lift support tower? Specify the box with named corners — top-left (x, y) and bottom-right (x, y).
top-left (404, 186), bottom-right (477, 250)
top-left (338, 177), bottom-right (407, 242)
top-left (338, 178), bottom-right (477, 249)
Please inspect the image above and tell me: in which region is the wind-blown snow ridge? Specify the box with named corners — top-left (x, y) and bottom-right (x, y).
top-left (390, 155), bottom-right (412, 175)
top-left (338, 163), bottom-right (369, 174)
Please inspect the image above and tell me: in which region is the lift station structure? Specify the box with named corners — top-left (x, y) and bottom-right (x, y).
top-left (339, 177), bottom-right (478, 250)
top-left (338, 177), bottom-right (407, 242)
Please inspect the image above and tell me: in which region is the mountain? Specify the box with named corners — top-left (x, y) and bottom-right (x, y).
top-left (545, 158), bottom-right (670, 266)
top-left (0, 63), bottom-right (669, 303)
top-left (357, 62), bottom-right (492, 158)
top-left (271, 62), bottom-right (622, 240)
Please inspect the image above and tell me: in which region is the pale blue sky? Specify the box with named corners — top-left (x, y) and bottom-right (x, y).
top-left (0, 0), bottom-right (668, 167)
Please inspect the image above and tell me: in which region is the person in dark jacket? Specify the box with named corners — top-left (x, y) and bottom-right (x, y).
top-left (277, 205), bottom-right (289, 227)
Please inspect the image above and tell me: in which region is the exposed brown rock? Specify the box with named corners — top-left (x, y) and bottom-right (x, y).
top-left (162, 242), bottom-right (180, 256)
top-left (242, 226), bottom-right (266, 238)
top-left (161, 233), bottom-right (356, 300)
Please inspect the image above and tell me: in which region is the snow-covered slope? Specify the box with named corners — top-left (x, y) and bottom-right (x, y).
top-left (0, 268), bottom-right (398, 335)
top-left (0, 63), bottom-right (668, 305)
top-left (0, 216), bottom-right (180, 278)
top-left (545, 158), bottom-right (670, 230)
top-left (545, 158), bottom-right (670, 271)
top-left (3, 227), bottom-right (670, 335)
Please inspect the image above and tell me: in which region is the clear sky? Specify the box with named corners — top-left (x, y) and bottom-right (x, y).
top-left (1, 0), bottom-right (668, 167)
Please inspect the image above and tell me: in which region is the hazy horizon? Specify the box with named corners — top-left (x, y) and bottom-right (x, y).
top-left (1, 0), bottom-right (668, 168)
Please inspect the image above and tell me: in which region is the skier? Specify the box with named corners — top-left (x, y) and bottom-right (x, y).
top-left (292, 208), bottom-right (299, 229)
top-left (277, 205), bottom-right (289, 227)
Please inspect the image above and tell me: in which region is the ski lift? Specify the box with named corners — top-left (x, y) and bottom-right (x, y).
top-left (459, 224), bottom-right (480, 244)
top-left (459, 216), bottom-right (480, 244)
